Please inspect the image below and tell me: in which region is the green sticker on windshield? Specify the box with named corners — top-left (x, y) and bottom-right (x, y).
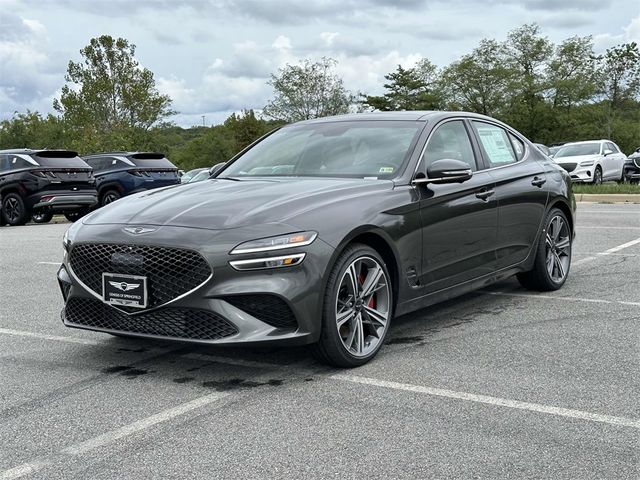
top-left (379, 166), bottom-right (394, 173)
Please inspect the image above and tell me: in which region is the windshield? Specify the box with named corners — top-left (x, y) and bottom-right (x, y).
top-left (555, 143), bottom-right (601, 158)
top-left (220, 120), bottom-right (423, 179)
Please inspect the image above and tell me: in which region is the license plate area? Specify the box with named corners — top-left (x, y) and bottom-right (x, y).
top-left (102, 273), bottom-right (148, 309)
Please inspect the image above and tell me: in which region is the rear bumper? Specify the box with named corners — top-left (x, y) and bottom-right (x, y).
top-left (32, 194), bottom-right (98, 211)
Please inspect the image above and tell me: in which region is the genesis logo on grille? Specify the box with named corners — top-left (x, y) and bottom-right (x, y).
top-left (123, 226), bottom-right (157, 235)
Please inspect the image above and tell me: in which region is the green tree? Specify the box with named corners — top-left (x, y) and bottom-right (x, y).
top-left (362, 61), bottom-right (443, 111)
top-left (54, 35), bottom-right (174, 152)
top-left (441, 39), bottom-right (514, 116)
top-left (0, 111), bottom-right (66, 150)
top-left (503, 24), bottom-right (554, 139)
top-left (224, 110), bottom-right (277, 152)
top-left (263, 57), bottom-right (354, 122)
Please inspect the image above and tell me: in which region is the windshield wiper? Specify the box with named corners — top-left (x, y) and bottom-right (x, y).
top-left (216, 176), bottom-right (241, 181)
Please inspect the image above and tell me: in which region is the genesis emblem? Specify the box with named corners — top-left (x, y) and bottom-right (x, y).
top-left (123, 226), bottom-right (157, 235)
top-left (109, 281), bottom-right (140, 292)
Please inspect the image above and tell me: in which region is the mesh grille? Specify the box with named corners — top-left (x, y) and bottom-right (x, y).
top-left (224, 294), bottom-right (298, 329)
top-left (69, 243), bottom-right (211, 309)
top-left (64, 297), bottom-right (238, 340)
top-left (560, 162), bottom-right (577, 172)
top-left (634, 158), bottom-right (640, 169)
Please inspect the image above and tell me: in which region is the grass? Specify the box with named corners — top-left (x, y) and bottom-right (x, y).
top-left (572, 182), bottom-right (640, 194)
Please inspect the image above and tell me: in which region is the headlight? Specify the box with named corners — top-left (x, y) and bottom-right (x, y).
top-left (229, 253), bottom-right (306, 271)
top-left (580, 160), bottom-right (595, 167)
top-left (230, 231), bottom-right (317, 254)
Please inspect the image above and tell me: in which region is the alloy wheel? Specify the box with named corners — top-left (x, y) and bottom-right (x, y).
top-left (103, 192), bottom-right (119, 205)
top-left (545, 215), bottom-right (571, 283)
top-left (335, 256), bottom-right (390, 357)
top-left (4, 197), bottom-right (21, 223)
top-left (593, 168), bottom-right (602, 185)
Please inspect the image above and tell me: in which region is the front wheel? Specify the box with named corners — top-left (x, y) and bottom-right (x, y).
top-left (311, 244), bottom-right (393, 367)
top-left (517, 208), bottom-right (572, 291)
top-left (592, 167), bottom-right (603, 185)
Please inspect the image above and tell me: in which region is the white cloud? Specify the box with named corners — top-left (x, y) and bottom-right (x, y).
top-left (0, 14), bottom-right (61, 117)
top-left (594, 15), bottom-right (640, 51)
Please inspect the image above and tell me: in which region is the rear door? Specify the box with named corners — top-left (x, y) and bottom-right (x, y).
top-left (417, 119), bottom-right (498, 292)
top-left (604, 142), bottom-right (625, 180)
top-left (469, 121), bottom-right (548, 270)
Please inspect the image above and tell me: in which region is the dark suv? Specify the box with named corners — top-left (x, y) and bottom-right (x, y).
top-left (0, 149), bottom-right (97, 226)
top-left (83, 152), bottom-right (180, 207)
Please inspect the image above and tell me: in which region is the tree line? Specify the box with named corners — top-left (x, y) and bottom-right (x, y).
top-left (0, 24), bottom-right (638, 171)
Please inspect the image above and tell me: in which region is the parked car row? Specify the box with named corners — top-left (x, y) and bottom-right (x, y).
top-left (534, 140), bottom-right (636, 184)
top-left (0, 150), bottom-right (180, 226)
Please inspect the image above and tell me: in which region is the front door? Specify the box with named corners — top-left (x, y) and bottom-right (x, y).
top-left (416, 119), bottom-right (498, 293)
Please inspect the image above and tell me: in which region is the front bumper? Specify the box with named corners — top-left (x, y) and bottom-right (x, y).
top-left (58, 224), bottom-right (335, 346)
top-left (565, 165), bottom-right (595, 183)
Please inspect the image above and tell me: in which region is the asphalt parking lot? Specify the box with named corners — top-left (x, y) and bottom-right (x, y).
top-left (1, 202), bottom-right (639, 479)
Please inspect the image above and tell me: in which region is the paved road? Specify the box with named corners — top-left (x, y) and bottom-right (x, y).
top-left (0, 203), bottom-right (638, 479)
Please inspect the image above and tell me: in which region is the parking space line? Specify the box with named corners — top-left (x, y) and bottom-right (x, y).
top-left (0, 328), bottom-right (101, 346)
top-left (571, 236), bottom-right (640, 266)
top-left (481, 291), bottom-right (640, 307)
top-left (0, 392), bottom-right (228, 479)
top-left (36, 262), bottom-right (60, 266)
top-left (332, 374), bottom-right (640, 429)
top-left (599, 237), bottom-right (640, 254)
top-left (578, 226), bottom-right (640, 230)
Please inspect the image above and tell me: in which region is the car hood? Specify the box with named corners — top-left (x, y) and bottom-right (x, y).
top-left (83, 177), bottom-right (394, 230)
top-left (554, 154), bottom-right (600, 164)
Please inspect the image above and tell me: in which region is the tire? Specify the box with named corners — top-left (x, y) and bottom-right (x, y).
top-left (2, 193), bottom-right (29, 226)
top-left (592, 167), bottom-right (603, 185)
top-left (101, 189), bottom-right (121, 207)
top-left (64, 209), bottom-right (88, 222)
top-left (32, 212), bottom-right (53, 224)
top-left (311, 243), bottom-right (393, 368)
top-left (517, 208), bottom-right (572, 291)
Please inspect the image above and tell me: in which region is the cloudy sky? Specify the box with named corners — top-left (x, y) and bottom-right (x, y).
top-left (1, 0), bottom-right (638, 127)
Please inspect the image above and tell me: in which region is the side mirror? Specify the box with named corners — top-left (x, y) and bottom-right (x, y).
top-left (413, 159), bottom-right (473, 185)
top-left (209, 162), bottom-right (226, 176)
top-left (603, 150), bottom-right (614, 156)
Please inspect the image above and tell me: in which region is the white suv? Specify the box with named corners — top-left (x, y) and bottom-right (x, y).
top-left (553, 140), bottom-right (626, 184)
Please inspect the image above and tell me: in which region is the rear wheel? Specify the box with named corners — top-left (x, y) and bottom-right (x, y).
top-left (2, 193), bottom-right (29, 226)
top-left (517, 208), bottom-right (571, 291)
top-left (101, 189), bottom-right (121, 207)
top-left (312, 244), bottom-right (393, 367)
top-left (32, 212), bottom-right (53, 224)
top-left (64, 209), bottom-right (89, 222)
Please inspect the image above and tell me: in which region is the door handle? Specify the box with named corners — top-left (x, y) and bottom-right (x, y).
top-left (475, 189), bottom-right (495, 201)
top-left (531, 176), bottom-right (546, 187)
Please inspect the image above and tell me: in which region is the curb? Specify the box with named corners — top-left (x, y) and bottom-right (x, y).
top-left (575, 194), bottom-right (640, 203)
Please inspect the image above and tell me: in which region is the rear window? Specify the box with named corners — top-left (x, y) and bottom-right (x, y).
top-left (33, 152), bottom-right (91, 169)
top-left (130, 154), bottom-right (176, 169)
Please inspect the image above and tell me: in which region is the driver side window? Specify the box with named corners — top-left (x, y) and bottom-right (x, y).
top-left (423, 121), bottom-right (477, 174)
